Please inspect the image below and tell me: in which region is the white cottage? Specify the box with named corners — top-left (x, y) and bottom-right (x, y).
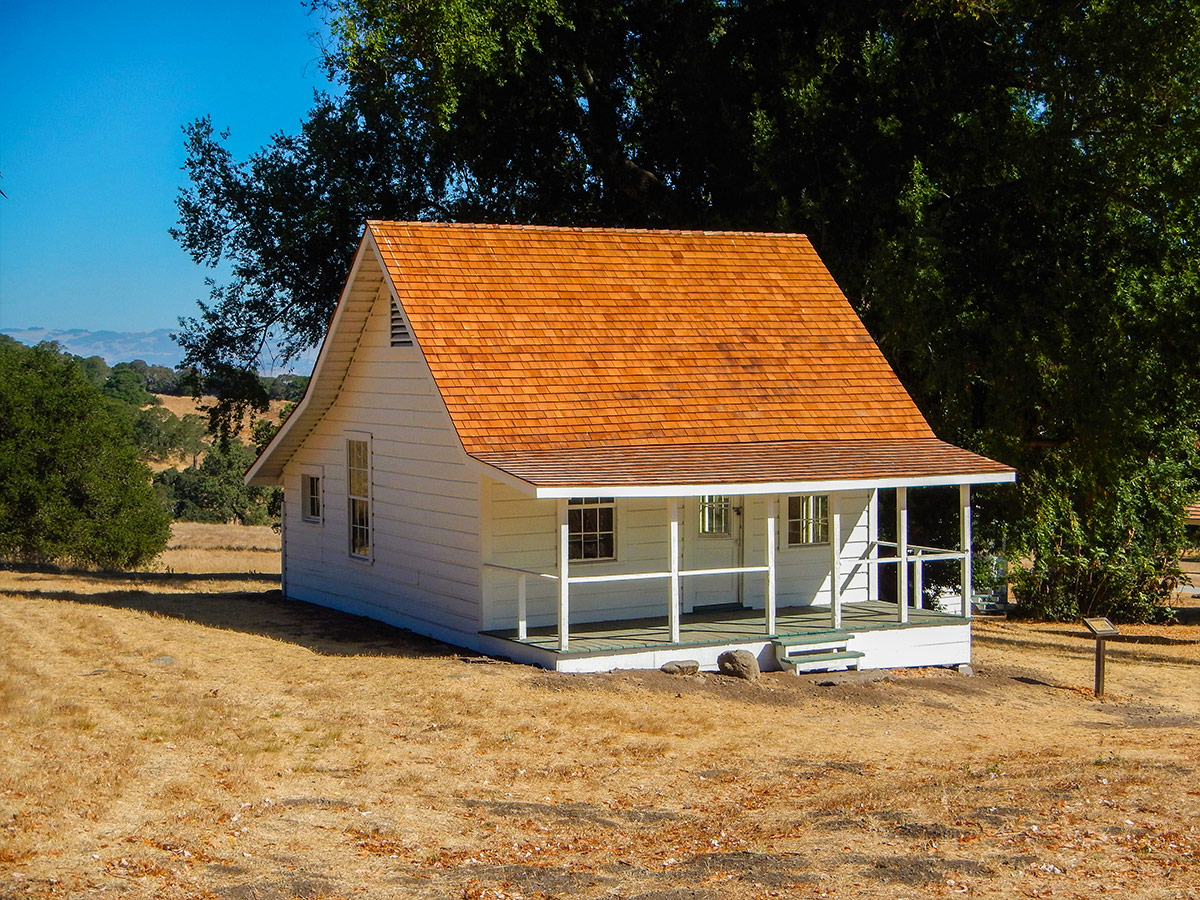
top-left (247, 222), bottom-right (1016, 673)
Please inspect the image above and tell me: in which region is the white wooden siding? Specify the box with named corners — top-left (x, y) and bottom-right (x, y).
top-left (281, 269), bottom-right (482, 636)
top-left (481, 483), bottom-right (873, 630)
top-left (741, 491), bottom-right (872, 610)
top-left (483, 481), bottom-right (675, 629)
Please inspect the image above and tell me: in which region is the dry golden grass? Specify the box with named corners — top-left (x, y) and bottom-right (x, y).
top-left (143, 395), bottom-right (291, 471)
top-left (1, 526), bottom-right (1198, 899)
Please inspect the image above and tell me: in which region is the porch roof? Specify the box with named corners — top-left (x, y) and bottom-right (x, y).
top-left (473, 437), bottom-right (1015, 497)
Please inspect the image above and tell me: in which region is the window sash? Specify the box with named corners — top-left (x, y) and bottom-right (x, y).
top-left (347, 439), bottom-right (371, 559)
top-left (787, 495), bottom-right (829, 545)
top-left (698, 495), bottom-right (731, 535)
top-left (567, 498), bottom-right (615, 560)
top-left (302, 474), bottom-right (322, 522)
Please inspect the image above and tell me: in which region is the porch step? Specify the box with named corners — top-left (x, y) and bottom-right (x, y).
top-left (774, 630), bottom-right (852, 647)
top-left (773, 633), bottom-right (863, 674)
top-left (776, 649), bottom-right (866, 674)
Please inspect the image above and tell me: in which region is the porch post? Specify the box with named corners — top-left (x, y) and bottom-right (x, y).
top-left (829, 492), bottom-right (842, 629)
top-left (517, 573), bottom-right (528, 641)
top-left (896, 487), bottom-right (909, 624)
top-left (668, 497), bottom-right (681, 643)
top-left (557, 498), bottom-right (570, 651)
top-left (913, 551), bottom-right (924, 609)
top-left (960, 483), bottom-right (973, 618)
top-left (868, 489), bottom-right (879, 602)
top-left (766, 495), bottom-right (778, 635)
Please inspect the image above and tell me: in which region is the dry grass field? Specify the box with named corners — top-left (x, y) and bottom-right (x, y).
top-left (2, 524), bottom-right (1198, 899)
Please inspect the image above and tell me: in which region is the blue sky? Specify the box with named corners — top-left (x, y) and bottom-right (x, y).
top-left (0, 0), bottom-right (334, 333)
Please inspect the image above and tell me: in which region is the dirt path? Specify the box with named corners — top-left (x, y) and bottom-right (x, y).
top-left (1, 540), bottom-right (1197, 899)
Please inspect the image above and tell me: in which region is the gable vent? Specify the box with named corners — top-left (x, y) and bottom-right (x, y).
top-left (390, 298), bottom-right (414, 347)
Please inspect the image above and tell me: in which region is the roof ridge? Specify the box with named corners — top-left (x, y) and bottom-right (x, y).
top-left (368, 220), bottom-right (812, 240)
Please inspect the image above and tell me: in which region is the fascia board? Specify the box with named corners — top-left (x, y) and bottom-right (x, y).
top-left (244, 228), bottom-right (381, 486)
top-left (528, 470), bottom-right (1017, 499)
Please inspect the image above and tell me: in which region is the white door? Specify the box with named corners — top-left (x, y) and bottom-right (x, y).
top-left (683, 495), bottom-right (744, 611)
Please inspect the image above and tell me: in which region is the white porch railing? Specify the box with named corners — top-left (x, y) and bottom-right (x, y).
top-left (485, 485), bottom-right (975, 652)
top-left (482, 561), bottom-right (770, 647)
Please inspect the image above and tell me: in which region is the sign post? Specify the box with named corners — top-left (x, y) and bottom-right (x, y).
top-left (1083, 617), bottom-right (1120, 697)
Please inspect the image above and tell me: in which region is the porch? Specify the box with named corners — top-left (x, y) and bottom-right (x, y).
top-left (480, 600), bottom-right (971, 673)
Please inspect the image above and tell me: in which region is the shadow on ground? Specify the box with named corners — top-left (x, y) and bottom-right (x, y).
top-left (3, 583), bottom-right (461, 660)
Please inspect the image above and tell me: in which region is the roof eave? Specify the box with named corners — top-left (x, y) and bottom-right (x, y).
top-left (244, 226), bottom-right (386, 486)
top-left (470, 464), bottom-right (1016, 499)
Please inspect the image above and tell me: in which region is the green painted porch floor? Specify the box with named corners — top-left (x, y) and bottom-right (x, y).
top-left (482, 600), bottom-right (965, 658)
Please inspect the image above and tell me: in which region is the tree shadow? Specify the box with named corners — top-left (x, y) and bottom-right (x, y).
top-left (1040, 626), bottom-right (1199, 646)
top-left (5, 585), bottom-right (463, 660)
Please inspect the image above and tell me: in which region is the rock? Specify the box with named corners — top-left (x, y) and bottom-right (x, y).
top-left (661, 660), bottom-right (700, 676)
top-left (717, 649), bottom-right (760, 681)
top-left (151, 656), bottom-right (176, 665)
top-left (956, 664), bottom-right (975, 676)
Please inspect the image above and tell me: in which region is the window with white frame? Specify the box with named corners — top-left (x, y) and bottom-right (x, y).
top-left (300, 469), bottom-right (323, 524)
top-left (567, 497), bottom-right (615, 560)
top-left (347, 437), bottom-right (371, 559)
top-left (698, 495), bottom-right (732, 535)
top-left (787, 495), bottom-right (829, 546)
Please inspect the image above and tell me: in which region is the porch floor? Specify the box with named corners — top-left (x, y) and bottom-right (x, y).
top-left (483, 600), bottom-right (965, 658)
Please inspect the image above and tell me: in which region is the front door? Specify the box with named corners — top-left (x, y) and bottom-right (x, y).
top-left (683, 495), bottom-right (744, 611)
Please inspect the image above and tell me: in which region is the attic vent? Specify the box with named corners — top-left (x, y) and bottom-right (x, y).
top-left (390, 298), bottom-right (413, 347)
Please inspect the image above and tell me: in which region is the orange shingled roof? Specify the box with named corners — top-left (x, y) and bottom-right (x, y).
top-left (369, 222), bottom-right (938, 455)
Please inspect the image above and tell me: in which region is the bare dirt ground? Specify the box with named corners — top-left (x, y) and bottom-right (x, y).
top-left (2, 524), bottom-right (1198, 899)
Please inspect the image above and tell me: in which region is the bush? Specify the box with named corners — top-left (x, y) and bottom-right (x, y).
top-left (155, 438), bottom-right (278, 525)
top-left (0, 342), bottom-right (170, 568)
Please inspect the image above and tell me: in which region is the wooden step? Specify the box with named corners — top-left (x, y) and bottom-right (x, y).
top-left (777, 649), bottom-right (865, 674)
top-left (774, 631), bottom-right (852, 647)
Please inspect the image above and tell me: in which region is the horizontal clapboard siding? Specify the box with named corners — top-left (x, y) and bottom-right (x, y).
top-left (282, 276), bottom-right (482, 637)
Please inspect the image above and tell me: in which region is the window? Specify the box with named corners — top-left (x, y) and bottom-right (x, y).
top-left (787, 495), bottom-right (829, 546)
top-left (567, 498), bottom-right (615, 560)
top-left (347, 437), bottom-right (371, 559)
top-left (301, 471), bottom-right (323, 524)
top-left (698, 495), bottom-right (732, 535)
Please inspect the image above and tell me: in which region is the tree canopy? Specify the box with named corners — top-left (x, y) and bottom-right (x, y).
top-left (0, 341), bottom-right (171, 569)
top-left (173, 0), bottom-right (1200, 620)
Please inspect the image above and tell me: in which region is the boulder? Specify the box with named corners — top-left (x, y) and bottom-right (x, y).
top-left (660, 659), bottom-right (700, 676)
top-left (717, 649), bottom-right (760, 681)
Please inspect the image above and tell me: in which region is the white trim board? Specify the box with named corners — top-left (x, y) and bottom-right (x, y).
top-left (522, 471), bottom-right (1016, 499)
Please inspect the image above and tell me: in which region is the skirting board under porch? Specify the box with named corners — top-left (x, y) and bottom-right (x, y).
top-left (493, 620), bottom-right (971, 674)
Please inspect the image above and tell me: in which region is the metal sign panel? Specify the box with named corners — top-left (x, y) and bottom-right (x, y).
top-left (1084, 617), bottom-right (1120, 638)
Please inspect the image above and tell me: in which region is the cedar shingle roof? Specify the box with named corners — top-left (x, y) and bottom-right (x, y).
top-left (246, 222), bottom-right (1017, 489)
top-left (370, 221), bottom-right (937, 455)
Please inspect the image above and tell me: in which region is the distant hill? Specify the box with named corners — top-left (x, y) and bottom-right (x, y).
top-left (0, 327), bottom-right (317, 374)
top-left (1, 327), bottom-right (183, 367)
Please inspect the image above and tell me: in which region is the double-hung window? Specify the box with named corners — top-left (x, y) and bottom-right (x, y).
top-left (787, 495), bottom-right (829, 546)
top-left (300, 469), bottom-right (323, 524)
top-left (347, 436), bottom-right (372, 559)
top-left (567, 498), bottom-right (615, 560)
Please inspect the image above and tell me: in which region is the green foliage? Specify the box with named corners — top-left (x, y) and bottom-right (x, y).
top-left (131, 406), bottom-right (208, 463)
top-left (154, 439), bottom-right (279, 526)
top-left (260, 374), bottom-right (309, 403)
top-left (101, 363), bottom-right (160, 407)
top-left (0, 342), bottom-right (170, 568)
top-left (77, 355), bottom-right (111, 387)
top-left (174, 0), bottom-right (1200, 621)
